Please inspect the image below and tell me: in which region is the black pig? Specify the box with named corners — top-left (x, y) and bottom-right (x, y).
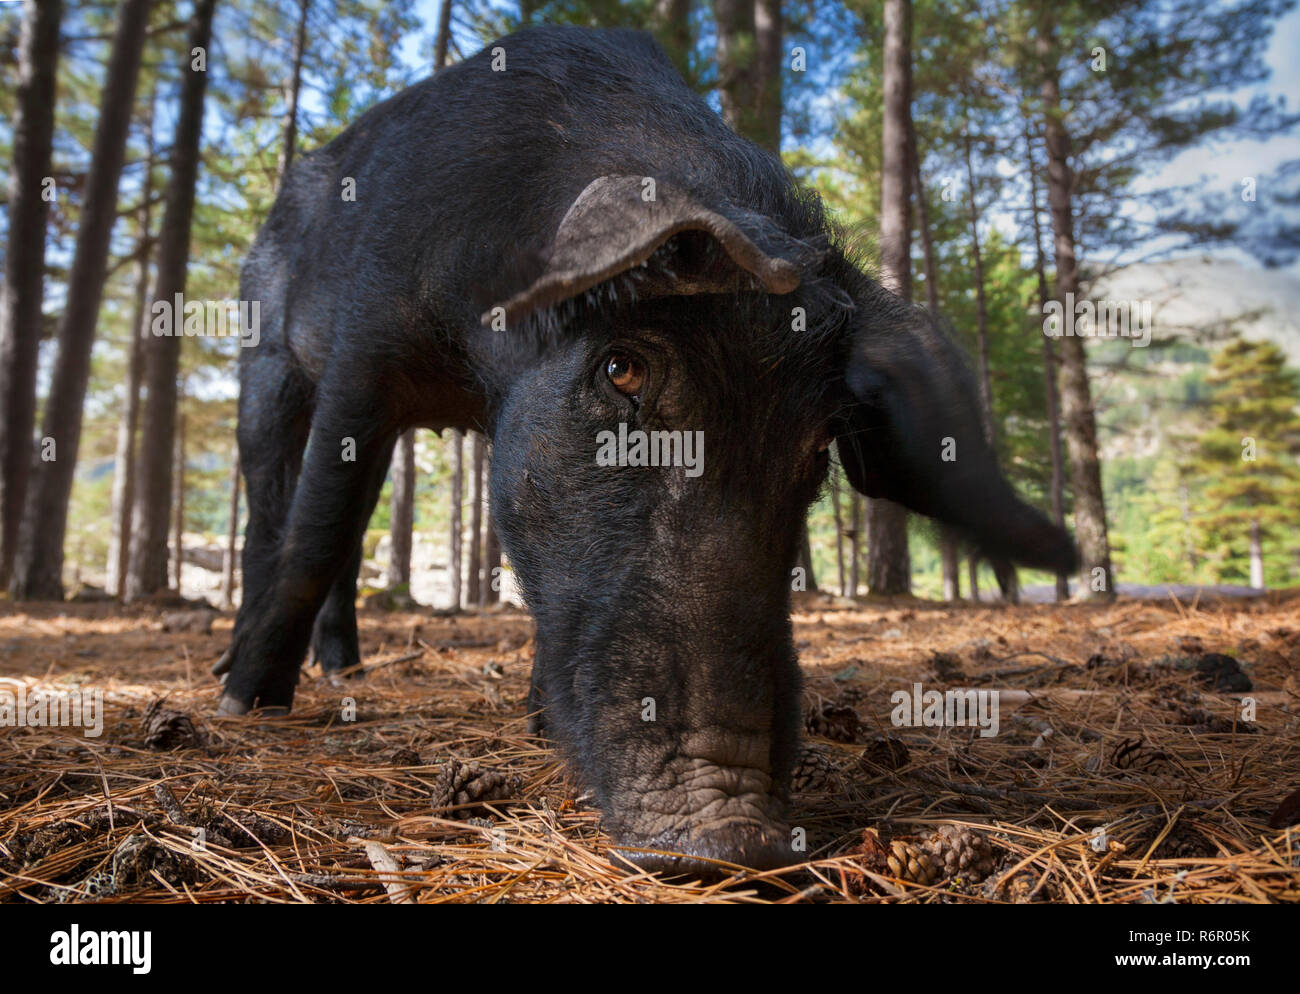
top-left (218, 26), bottom-right (1076, 874)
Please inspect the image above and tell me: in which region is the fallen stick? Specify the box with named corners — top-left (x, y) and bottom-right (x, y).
top-left (358, 839), bottom-right (416, 904)
top-left (152, 782), bottom-right (191, 827)
top-left (362, 650), bottom-right (425, 673)
top-left (290, 872), bottom-right (391, 892)
top-left (997, 689), bottom-right (1112, 706)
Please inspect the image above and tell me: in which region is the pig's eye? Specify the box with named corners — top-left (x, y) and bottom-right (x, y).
top-left (605, 354), bottom-right (645, 397)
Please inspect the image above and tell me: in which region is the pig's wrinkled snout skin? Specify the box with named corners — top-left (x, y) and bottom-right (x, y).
top-left (606, 750), bottom-right (797, 875)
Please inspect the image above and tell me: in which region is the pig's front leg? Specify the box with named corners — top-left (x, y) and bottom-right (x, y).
top-left (219, 389), bottom-right (397, 715)
top-left (309, 447), bottom-right (394, 676)
top-left (526, 664), bottom-right (549, 736)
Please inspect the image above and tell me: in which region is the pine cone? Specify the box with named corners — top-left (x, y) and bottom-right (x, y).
top-left (921, 824), bottom-right (997, 883)
top-left (790, 745), bottom-right (837, 794)
top-left (804, 702), bottom-right (861, 743)
top-left (143, 699), bottom-right (203, 750)
top-left (884, 839), bottom-right (940, 885)
top-left (859, 735), bottom-right (910, 771)
top-left (1109, 736), bottom-right (1172, 773)
top-left (390, 747), bottom-right (422, 767)
top-left (431, 759), bottom-right (518, 817)
top-left (930, 651), bottom-right (965, 681)
top-left (1194, 653), bottom-right (1251, 692)
top-left (1137, 819), bottom-right (1216, 859)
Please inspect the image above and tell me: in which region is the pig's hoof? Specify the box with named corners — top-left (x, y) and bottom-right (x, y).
top-left (526, 710), bottom-right (547, 737)
top-left (309, 639), bottom-right (362, 677)
top-left (211, 648), bottom-right (233, 677)
top-left (217, 694), bottom-right (289, 718)
top-left (320, 660), bottom-right (364, 679)
top-left (324, 669), bottom-right (363, 689)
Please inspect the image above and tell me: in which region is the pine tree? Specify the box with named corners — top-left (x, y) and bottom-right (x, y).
top-left (866, 0), bottom-right (914, 596)
top-left (0, 0), bottom-right (62, 588)
top-left (11, 0), bottom-right (151, 600)
top-left (126, 0), bottom-right (217, 599)
top-left (1193, 339), bottom-right (1300, 589)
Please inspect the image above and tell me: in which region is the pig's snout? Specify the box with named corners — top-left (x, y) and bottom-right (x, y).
top-left (602, 741), bottom-right (798, 876)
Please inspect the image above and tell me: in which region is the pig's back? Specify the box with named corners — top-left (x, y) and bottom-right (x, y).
top-left (245, 27), bottom-right (797, 364)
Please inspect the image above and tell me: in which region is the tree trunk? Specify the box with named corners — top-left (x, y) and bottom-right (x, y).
top-left (753, 0), bottom-right (782, 154)
top-left (481, 444), bottom-right (501, 605)
top-left (910, 117), bottom-right (959, 601)
top-left (797, 522), bottom-right (817, 592)
top-left (941, 536), bottom-right (961, 600)
top-left (276, 0), bottom-right (309, 179)
top-left (961, 116), bottom-right (1017, 604)
top-left (433, 0), bottom-right (453, 70)
top-left (713, 0), bottom-right (757, 139)
top-left (482, 514), bottom-right (501, 604)
top-left (126, 0), bottom-right (217, 600)
top-left (1041, 345), bottom-right (1068, 601)
top-left (221, 448), bottom-right (239, 608)
top-left (1249, 517), bottom-right (1264, 589)
top-left (1037, 15), bottom-right (1114, 601)
top-left (1025, 115), bottom-right (1069, 602)
top-left (867, 0), bottom-right (913, 596)
top-left (879, 0), bottom-right (912, 302)
top-left (0, 0), bottom-right (62, 590)
top-left (107, 245), bottom-right (150, 598)
top-left (108, 81), bottom-right (158, 599)
top-left (866, 499), bottom-right (910, 595)
top-left (909, 126), bottom-right (939, 316)
top-left (10, 0), bottom-right (150, 599)
top-left (387, 429), bottom-right (415, 588)
top-left (847, 489), bottom-right (861, 597)
top-left (654, 0), bottom-right (693, 78)
top-left (478, 444), bottom-right (496, 605)
top-left (466, 432), bottom-right (485, 606)
top-left (172, 409), bottom-right (185, 592)
top-left (107, 181), bottom-right (156, 596)
top-left (967, 554), bottom-right (979, 601)
top-left (961, 125), bottom-right (995, 443)
top-left (830, 463), bottom-right (846, 596)
top-left (447, 429), bottom-right (463, 610)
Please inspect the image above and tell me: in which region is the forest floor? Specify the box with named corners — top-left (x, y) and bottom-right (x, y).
top-left (1, 590), bottom-right (1298, 904)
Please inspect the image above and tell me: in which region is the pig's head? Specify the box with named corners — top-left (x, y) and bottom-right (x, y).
top-left (477, 175), bottom-right (1076, 875)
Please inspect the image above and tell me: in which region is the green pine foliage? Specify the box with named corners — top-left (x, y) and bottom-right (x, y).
top-left (1193, 339), bottom-right (1300, 584)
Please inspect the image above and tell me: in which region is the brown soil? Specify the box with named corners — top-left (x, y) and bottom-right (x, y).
top-left (1, 590), bottom-right (1297, 903)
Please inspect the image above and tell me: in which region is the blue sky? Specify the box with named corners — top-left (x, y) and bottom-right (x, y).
top-left (1133, 3), bottom-right (1300, 273)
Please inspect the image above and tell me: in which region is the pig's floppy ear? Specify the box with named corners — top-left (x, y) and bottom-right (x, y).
top-left (481, 174), bottom-right (802, 325)
top-left (836, 309), bottom-right (1078, 575)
